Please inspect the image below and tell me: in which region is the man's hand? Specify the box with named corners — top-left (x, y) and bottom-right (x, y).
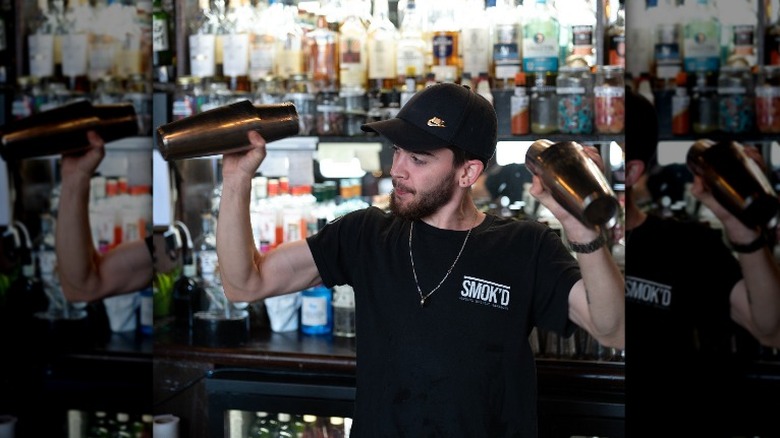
top-left (221, 131), bottom-right (268, 180)
top-left (60, 130), bottom-right (105, 180)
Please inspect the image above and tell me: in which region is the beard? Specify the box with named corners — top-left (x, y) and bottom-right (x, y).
top-left (389, 167), bottom-right (458, 220)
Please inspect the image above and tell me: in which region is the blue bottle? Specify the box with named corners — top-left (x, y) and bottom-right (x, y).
top-left (300, 285), bottom-right (333, 335)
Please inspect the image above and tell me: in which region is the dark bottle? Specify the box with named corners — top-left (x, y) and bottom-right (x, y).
top-left (0, 100), bottom-right (138, 162)
top-left (152, 0), bottom-right (175, 84)
top-left (172, 253), bottom-right (206, 332)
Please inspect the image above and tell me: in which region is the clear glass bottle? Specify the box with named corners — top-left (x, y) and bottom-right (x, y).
top-left (690, 70), bottom-right (719, 134)
top-left (490, 0), bottom-right (522, 89)
top-left (367, 0), bottom-right (398, 92)
top-left (529, 73), bottom-right (557, 134)
top-left (605, 0), bottom-right (625, 67)
top-left (522, 0), bottom-right (560, 74)
top-left (305, 14), bottom-right (339, 93)
top-left (395, 0), bottom-right (426, 86)
top-left (188, 0), bottom-right (217, 79)
top-left (556, 66), bottom-right (592, 134)
top-left (332, 284), bottom-right (356, 338)
top-left (460, 0), bottom-right (491, 86)
top-left (593, 65), bottom-right (625, 134)
top-left (429, 0), bottom-right (460, 83)
top-left (682, 0), bottom-right (721, 74)
top-left (339, 0), bottom-right (369, 91)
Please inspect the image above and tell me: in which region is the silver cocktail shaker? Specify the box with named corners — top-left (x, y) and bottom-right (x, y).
top-left (686, 139), bottom-right (779, 228)
top-left (525, 139), bottom-right (620, 229)
top-left (0, 100), bottom-right (139, 162)
top-left (155, 100), bottom-right (300, 161)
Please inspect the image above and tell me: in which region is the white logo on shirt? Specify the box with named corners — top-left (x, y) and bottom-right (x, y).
top-left (460, 276), bottom-right (510, 310)
top-left (626, 276), bottom-right (672, 309)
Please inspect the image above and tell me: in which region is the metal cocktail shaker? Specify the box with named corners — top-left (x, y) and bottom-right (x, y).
top-left (0, 100), bottom-right (139, 162)
top-left (155, 100), bottom-right (300, 161)
top-left (525, 139), bottom-right (620, 229)
top-left (686, 139), bottom-right (779, 228)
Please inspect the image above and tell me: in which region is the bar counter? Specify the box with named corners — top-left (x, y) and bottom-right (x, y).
top-left (153, 316), bottom-right (625, 438)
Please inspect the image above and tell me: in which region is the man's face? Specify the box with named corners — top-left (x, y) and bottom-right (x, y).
top-left (389, 146), bottom-right (459, 221)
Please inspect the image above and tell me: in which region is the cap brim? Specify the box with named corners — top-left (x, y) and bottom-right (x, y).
top-left (361, 118), bottom-right (450, 152)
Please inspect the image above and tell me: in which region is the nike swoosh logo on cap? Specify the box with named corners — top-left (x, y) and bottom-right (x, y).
top-left (427, 117), bottom-right (446, 127)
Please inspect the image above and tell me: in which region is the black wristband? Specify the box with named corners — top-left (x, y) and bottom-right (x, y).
top-left (729, 232), bottom-right (768, 254)
top-left (567, 232), bottom-right (607, 254)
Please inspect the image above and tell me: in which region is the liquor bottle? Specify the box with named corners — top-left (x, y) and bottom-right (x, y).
top-left (222, 0), bottom-right (252, 92)
top-left (461, 0), bottom-right (490, 86)
top-left (395, 0), bottom-right (426, 86)
top-left (301, 284), bottom-right (333, 335)
top-left (305, 14), bottom-right (339, 93)
top-left (429, 0), bottom-right (460, 83)
top-left (339, 0), bottom-right (369, 91)
top-left (4, 222), bottom-right (47, 327)
top-left (510, 72), bottom-right (529, 135)
top-left (249, 0), bottom-right (280, 82)
top-left (172, 226), bottom-right (205, 332)
top-left (605, 0), bottom-right (625, 67)
top-left (367, 0), bottom-right (399, 93)
top-left (682, 0), bottom-right (720, 74)
top-left (274, 2), bottom-right (304, 81)
top-left (718, 0), bottom-right (756, 67)
top-left (196, 212), bottom-right (219, 296)
top-left (765, 4), bottom-right (780, 65)
top-left (557, 0), bottom-right (596, 67)
top-left (188, 0), bottom-right (217, 80)
top-left (522, 0), bottom-right (560, 74)
top-left (490, 0), bottom-right (522, 90)
top-left (28, 0), bottom-right (56, 81)
top-left (152, 0), bottom-right (175, 84)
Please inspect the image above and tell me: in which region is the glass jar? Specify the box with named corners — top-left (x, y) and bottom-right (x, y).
top-left (593, 65), bottom-right (625, 134)
top-left (315, 91), bottom-right (344, 136)
top-left (556, 66), bottom-right (593, 134)
top-left (755, 65), bottom-right (780, 133)
top-left (717, 66), bottom-right (754, 133)
top-left (171, 76), bottom-right (201, 121)
top-left (339, 88), bottom-right (368, 137)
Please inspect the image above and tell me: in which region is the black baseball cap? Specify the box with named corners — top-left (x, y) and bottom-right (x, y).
top-left (361, 82), bottom-right (498, 166)
top-left (625, 86), bottom-right (659, 168)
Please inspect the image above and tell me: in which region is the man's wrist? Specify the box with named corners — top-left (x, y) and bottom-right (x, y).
top-left (728, 231), bottom-right (769, 254)
top-left (567, 231), bottom-right (607, 254)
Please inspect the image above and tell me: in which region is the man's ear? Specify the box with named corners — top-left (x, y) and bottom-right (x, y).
top-left (625, 160), bottom-right (645, 186)
top-left (461, 160), bottom-right (485, 187)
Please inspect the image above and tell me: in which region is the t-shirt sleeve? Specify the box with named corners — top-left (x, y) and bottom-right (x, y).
top-left (306, 208), bottom-right (371, 288)
top-left (530, 226), bottom-right (581, 337)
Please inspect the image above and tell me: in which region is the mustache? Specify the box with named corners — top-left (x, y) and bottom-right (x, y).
top-left (392, 180), bottom-right (414, 194)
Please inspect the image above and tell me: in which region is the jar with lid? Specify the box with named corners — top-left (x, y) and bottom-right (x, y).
top-left (754, 65), bottom-right (780, 133)
top-left (283, 74), bottom-right (316, 135)
top-left (315, 91), bottom-right (344, 136)
top-left (690, 70), bottom-right (719, 134)
top-left (340, 88), bottom-right (368, 137)
top-left (530, 72), bottom-right (558, 134)
top-left (717, 66), bottom-right (754, 133)
top-left (593, 65), bottom-right (625, 134)
top-left (556, 66), bottom-right (593, 134)
top-left (252, 75), bottom-right (285, 105)
top-left (172, 76), bottom-right (202, 121)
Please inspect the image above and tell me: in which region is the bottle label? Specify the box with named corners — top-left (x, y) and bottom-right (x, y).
top-left (223, 33), bottom-right (249, 77)
top-left (28, 34), bottom-right (54, 78)
top-left (368, 39), bottom-right (396, 80)
top-left (510, 95), bottom-right (530, 135)
top-left (153, 15), bottom-right (169, 52)
top-left (608, 34), bottom-right (625, 66)
top-left (189, 33), bottom-right (216, 78)
top-left (522, 32), bottom-right (558, 72)
top-left (461, 27), bottom-right (490, 77)
top-left (301, 295), bottom-right (328, 327)
top-left (61, 34), bottom-right (88, 77)
top-left (672, 95), bottom-right (690, 135)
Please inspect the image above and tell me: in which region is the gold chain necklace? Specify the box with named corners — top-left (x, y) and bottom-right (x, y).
top-left (409, 212), bottom-right (478, 308)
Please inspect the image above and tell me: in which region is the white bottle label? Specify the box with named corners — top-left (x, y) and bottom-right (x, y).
top-left (28, 34), bottom-right (54, 78)
top-left (189, 33), bottom-right (216, 78)
top-left (223, 33), bottom-right (249, 77)
top-left (61, 34), bottom-right (88, 77)
top-left (301, 295), bottom-right (328, 327)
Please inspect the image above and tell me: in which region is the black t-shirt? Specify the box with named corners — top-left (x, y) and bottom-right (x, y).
top-left (625, 214), bottom-right (755, 435)
top-left (307, 208), bottom-right (580, 437)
